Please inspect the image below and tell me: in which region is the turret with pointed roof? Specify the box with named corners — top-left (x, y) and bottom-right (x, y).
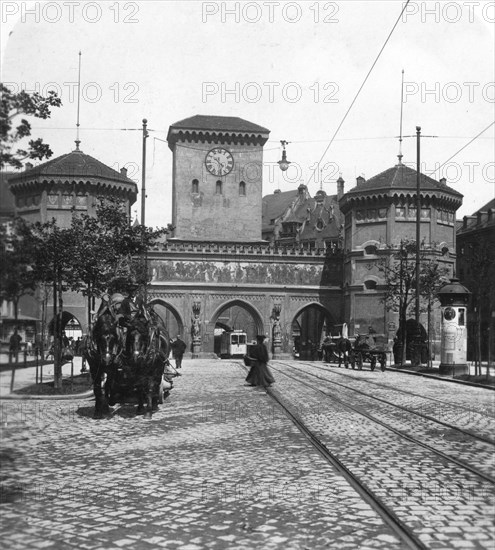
top-left (339, 161), bottom-right (462, 337)
top-left (8, 147), bottom-right (138, 227)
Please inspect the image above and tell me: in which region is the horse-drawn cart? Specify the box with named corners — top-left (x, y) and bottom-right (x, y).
top-left (84, 294), bottom-right (177, 419)
top-left (352, 334), bottom-right (388, 371)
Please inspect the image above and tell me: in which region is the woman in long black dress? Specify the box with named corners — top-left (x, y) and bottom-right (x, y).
top-left (246, 335), bottom-right (275, 387)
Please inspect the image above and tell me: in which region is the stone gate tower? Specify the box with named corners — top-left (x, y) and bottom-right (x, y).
top-left (167, 115), bottom-right (270, 241)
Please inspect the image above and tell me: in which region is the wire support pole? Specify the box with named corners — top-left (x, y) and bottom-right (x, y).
top-left (415, 126), bottom-right (421, 324)
top-left (141, 118), bottom-right (149, 301)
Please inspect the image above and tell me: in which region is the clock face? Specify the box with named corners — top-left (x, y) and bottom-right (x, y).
top-left (205, 148), bottom-right (234, 176)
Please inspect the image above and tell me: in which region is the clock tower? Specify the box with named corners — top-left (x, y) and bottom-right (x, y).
top-left (167, 115), bottom-right (270, 241)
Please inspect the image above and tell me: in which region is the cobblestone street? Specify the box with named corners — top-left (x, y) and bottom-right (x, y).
top-left (1, 359), bottom-right (494, 549)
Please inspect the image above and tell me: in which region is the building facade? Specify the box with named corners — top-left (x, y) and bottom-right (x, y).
top-left (456, 199), bottom-right (495, 363)
top-left (2, 116), bottom-right (469, 362)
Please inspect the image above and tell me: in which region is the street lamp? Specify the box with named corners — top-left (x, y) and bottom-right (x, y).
top-left (278, 140), bottom-right (291, 171)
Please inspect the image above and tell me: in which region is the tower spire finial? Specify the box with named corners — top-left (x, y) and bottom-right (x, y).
top-left (75, 51), bottom-right (82, 151)
top-left (397, 69), bottom-right (405, 164)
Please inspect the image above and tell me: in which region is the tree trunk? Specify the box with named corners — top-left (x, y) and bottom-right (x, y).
top-left (53, 277), bottom-right (62, 390)
top-left (54, 277), bottom-right (65, 390)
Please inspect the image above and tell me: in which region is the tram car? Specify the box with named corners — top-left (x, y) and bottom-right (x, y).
top-left (220, 330), bottom-right (248, 358)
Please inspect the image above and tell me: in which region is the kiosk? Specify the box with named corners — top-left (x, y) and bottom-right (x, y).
top-left (437, 278), bottom-right (470, 375)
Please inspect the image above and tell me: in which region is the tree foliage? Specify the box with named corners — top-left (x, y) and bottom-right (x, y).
top-left (0, 217), bottom-right (40, 320)
top-left (0, 83), bottom-right (62, 169)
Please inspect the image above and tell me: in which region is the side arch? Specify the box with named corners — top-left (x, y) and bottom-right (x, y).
top-left (148, 299), bottom-right (185, 340)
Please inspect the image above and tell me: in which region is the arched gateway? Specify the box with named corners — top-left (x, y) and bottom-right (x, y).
top-left (147, 241), bottom-right (342, 358)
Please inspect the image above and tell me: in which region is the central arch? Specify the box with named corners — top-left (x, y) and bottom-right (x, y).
top-left (209, 299), bottom-right (265, 356)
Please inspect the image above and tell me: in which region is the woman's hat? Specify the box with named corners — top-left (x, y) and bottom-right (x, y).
top-left (256, 334), bottom-right (266, 342)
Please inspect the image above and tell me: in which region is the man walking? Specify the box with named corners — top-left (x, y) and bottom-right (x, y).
top-left (171, 335), bottom-right (187, 369)
top-left (9, 329), bottom-right (22, 363)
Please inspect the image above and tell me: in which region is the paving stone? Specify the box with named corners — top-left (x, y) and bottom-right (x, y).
top-left (1, 359), bottom-right (493, 549)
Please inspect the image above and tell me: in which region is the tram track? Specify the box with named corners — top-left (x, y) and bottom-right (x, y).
top-left (300, 360), bottom-right (495, 419)
top-left (236, 361), bottom-right (429, 550)
top-left (276, 361), bottom-right (495, 447)
top-left (236, 359), bottom-right (495, 549)
top-left (271, 361), bottom-right (495, 485)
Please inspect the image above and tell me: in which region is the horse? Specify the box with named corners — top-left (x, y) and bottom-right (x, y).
top-left (335, 337), bottom-right (354, 368)
top-left (125, 306), bottom-right (171, 418)
top-left (83, 309), bottom-right (123, 419)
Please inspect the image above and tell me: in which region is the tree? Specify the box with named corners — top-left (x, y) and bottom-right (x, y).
top-left (0, 83), bottom-right (62, 169)
top-left (29, 219), bottom-right (77, 389)
top-left (0, 217), bottom-right (40, 333)
top-left (68, 198), bottom-right (170, 329)
top-left (370, 239), bottom-right (451, 365)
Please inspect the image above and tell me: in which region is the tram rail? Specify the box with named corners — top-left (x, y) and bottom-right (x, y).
top-left (271, 361), bottom-right (495, 484)
top-left (301, 360), bottom-right (495, 419)
top-left (236, 359), bottom-right (495, 549)
top-left (278, 361), bottom-right (495, 447)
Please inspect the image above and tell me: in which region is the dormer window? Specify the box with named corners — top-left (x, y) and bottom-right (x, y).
top-left (364, 245), bottom-right (378, 255)
top-left (364, 280), bottom-right (377, 290)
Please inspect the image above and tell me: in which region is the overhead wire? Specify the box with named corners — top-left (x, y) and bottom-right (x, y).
top-left (428, 121), bottom-right (495, 176)
top-left (306, 0), bottom-right (413, 186)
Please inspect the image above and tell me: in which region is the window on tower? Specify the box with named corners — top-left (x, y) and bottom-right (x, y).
top-left (216, 180), bottom-right (222, 195)
top-left (239, 181), bottom-right (246, 196)
top-left (192, 179), bottom-right (199, 193)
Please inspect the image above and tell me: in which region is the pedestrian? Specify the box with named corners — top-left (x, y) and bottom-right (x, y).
top-left (171, 335), bottom-right (187, 369)
top-left (245, 334), bottom-right (275, 388)
top-left (9, 329), bottom-right (22, 362)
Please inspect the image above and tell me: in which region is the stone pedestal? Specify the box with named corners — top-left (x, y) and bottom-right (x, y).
top-left (192, 341), bottom-right (201, 359)
top-left (272, 343), bottom-right (282, 359)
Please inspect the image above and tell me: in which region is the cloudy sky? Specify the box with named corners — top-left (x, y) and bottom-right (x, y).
top-left (2, 0), bottom-right (494, 227)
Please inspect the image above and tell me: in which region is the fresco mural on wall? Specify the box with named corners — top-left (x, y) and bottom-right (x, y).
top-left (149, 260), bottom-right (333, 286)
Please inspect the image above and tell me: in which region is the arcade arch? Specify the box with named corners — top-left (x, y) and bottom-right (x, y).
top-left (149, 300), bottom-right (184, 340)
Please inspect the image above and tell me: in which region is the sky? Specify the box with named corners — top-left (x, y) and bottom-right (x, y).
top-left (1, 0), bottom-right (494, 228)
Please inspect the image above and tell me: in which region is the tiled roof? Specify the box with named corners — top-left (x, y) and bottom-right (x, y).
top-left (299, 195), bottom-right (343, 241)
top-left (458, 198), bottom-right (495, 233)
top-left (169, 115), bottom-right (270, 134)
top-left (471, 198), bottom-right (495, 214)
top-left (262, 190), bottom-right (299, 230)
top-left (345, 164), bottom-right (463, 198)
top-left (9, 150), bottom-right (137, 185)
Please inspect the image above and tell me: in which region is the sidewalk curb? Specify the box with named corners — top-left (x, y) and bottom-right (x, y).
top-left (0, 390), bottom-right (94, 401)
top-left (387, 366), bottom-right (495, 390)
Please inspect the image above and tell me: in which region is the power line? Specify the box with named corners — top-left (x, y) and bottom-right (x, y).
top-left (306, 0), bottom-right (413, 186)
top-left (428, 121), bottom-right (495, 175)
